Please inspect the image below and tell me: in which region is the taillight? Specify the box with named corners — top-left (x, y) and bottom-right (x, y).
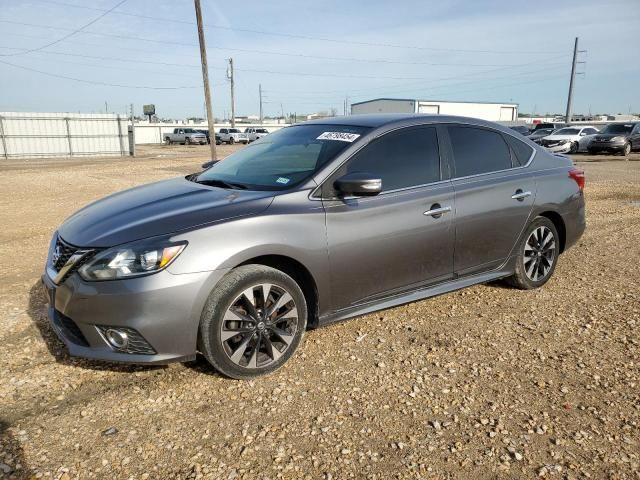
top-left (568, 167), bottom-right (585, 192)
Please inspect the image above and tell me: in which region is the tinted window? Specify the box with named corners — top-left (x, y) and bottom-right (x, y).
top-left (448, 126), bottom-right (512, 177)
top-left (504, 134), bottom-right (534, 166)
top-left (198, 124), bottom-right (370, 191)
top-left (344, 126), bottom-right (440, 191)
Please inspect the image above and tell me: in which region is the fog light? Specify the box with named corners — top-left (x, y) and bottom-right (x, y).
top-left (105, 328), bottom-right (129, 349)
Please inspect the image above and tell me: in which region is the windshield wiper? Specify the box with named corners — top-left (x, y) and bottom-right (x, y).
top-left (194, 178), bottom-right (248, 190)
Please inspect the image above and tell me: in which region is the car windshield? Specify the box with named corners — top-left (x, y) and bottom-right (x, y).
top-left (196, 124), bottom-right (370, 190)
top-left (554, 128), bottom-right (580, 135)
top-left (601, 124), bottom-right (634, 134)
top-left (256, 129), bottom-right (268, 133)
top-left (229, 129), bottom-right (240, 133)
top-left (535, 129), bottom-right (554, 135)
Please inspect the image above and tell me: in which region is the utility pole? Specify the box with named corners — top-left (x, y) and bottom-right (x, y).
top-left (194, 0), bottom-right (216, 160)
top-left (228, 58), bottom-right (235, 128)
top-left (565, 37), bottom-right (579, 125)
top-left (259, 84), bottom-right (263, 123)
top-left (105, 101), bottom-right (108, 113)
top-left (129, 103), bottom-right (136, 157)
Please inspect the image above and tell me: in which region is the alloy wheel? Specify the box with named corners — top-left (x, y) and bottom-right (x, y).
top-left (220, 283), bottom-right (298, 369)
top-left (524, 226), bottom-right (556, 282)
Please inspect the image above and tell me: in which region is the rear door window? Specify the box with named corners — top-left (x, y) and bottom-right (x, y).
top-left (448, 126), bottom-right (513, 177)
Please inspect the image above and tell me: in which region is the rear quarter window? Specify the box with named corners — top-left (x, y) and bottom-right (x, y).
top-left (504, 133), bottom-right (535, 166)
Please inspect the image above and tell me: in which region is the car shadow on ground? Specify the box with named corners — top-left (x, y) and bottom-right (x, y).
top-left (27, 280), bottom-right (166, 374)
top-left (0, 419), bottom-right (31, 479)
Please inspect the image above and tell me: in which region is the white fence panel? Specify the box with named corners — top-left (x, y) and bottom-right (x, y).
top-left (0, 112), bottom-right (130, 159)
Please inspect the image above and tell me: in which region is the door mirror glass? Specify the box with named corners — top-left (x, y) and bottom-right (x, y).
top-left (334, 172), bottom-right (382, 196)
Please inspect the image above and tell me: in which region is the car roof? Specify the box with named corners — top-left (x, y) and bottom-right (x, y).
top-left (302, 113), bottom-right (510, 130)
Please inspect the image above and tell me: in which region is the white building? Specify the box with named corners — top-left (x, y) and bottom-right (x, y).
top-left (351, 98), bottom-right (518, 122)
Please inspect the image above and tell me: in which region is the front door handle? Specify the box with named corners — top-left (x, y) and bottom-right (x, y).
top-left (511, 189), bottom-right (532, 201)
top-left (423, 203), bottom-right (452, 218)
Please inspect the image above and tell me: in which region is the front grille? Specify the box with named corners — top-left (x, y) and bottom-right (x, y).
top-left (96, 326), bottom-right (157, 355)
top-left (52, 311), bottom-right (89, 346)
top-left (539, 140), bottom-right (565, 147)
top-left (51, 236), bottom-right (96, 281)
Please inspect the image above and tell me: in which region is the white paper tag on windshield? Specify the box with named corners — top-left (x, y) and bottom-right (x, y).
top-left (317, 131), bottom-right (360, 142)
top-left (276, 177), bottom-right (290, 184)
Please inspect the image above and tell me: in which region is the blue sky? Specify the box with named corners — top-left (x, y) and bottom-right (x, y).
top-left (0, 0), bottom-right (638, 118)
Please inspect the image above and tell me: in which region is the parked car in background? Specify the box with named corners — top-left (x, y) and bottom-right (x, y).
top-left (509, 125), bottom-right (532, 136)
top-left (533, 122), bottom-right (566, 131)
top-left (43, 114), bottom-right (585, 379)
top-left (537, 126), bottom-right (599, 153)
top-left (218, 128), bottom-right (249, 144)
top-left (164, 128), bottom-right (207, 145)
top-left (196, 129), bottom-right (222, 145)
top-left (244, 127), bottom-right (270, 142)
top-left (588, 123), bottom-right (640, 156)
top-left (529, 128), bottom-right (557, 142)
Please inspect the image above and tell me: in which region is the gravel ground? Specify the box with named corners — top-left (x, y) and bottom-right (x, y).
top-left (0, 145), bottom-right (639, 479)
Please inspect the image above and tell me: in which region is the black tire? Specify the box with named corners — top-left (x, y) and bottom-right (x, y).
top-left (164, 137), bottom-right (171, 145)
top-left (198, 265), bottom-right (307, 379)
top-left (622, 143), bottom-right (631, 156)
top-left (216, 140), bottom-right (221, 145)
top-left (185, 137), bottom-right (191, 145)
top-left (569, 141), bottom-right (578, 154)
top-left (505, 216), bottom-right (560, 290)
top-left (229, 137), bottom-right (235, 145)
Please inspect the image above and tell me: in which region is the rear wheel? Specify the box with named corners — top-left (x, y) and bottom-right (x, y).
top-left (229, 137), bottom-right (235, 145)
top-left (198, 265), bottom-right (307, 379)
top-left (506, 217), bottom-right (559, 290)
top-left (164, 137), bottom-right (171, 145)
top-left (185, 137), bottom-right (191, 145)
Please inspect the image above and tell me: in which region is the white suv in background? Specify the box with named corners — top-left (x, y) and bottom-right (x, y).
top-left (244, 127), bottom-right (270, 142)
top-left (218, 128), bottom-right (249, 144)
top-left (536, 125), bottom-right (599, 154)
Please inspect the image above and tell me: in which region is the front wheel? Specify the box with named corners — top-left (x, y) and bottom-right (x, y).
top-left (185, 137), bottom-right (191, 145)
top-left (506, 217), bottom-right (559, 290)
top-left (622, 143), bottom-right (631, 156)
top-left (198, 265), bottom-right (307, 379)
top-left (569, 141), bottom-right (578, 154)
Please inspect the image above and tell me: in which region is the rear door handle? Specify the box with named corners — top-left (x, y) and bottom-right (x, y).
top-left (423, 203), bottom-right (452, 218)
top-left (511, 190), bottom-right (532, 201)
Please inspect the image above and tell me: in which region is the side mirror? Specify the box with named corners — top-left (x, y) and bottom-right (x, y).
top-left (334, 172), bottom-right (382, 196)
top-left (579, 132), bottom-right (586, 136)
top-left (201, 160), bottom-right (219, 169)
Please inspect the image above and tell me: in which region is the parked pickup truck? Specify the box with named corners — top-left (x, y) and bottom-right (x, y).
top-left (164, 128), bottom-right (207, 145)
top-left (218, 128), bottom-right (249, 144)
top-left (244, 127), bottom-right (270, 142)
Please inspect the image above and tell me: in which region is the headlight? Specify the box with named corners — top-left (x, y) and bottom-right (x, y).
top-left (79, 239), bottom-right (187, 281)
top-left (610, 136), bottom-right (625, 143)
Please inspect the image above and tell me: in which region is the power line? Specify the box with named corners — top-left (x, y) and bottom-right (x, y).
top-left (25, 0), bottom-right (559, 55)
top-left (0, 58), bottom-right (203, 89)
top-left (0, 20), bottom-right (568, 68)
top-left (0, 0), bottom-right (128, 57)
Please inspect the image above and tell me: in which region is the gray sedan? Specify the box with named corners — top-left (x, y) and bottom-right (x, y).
top-left (43, 114), bottom-right (586, 378)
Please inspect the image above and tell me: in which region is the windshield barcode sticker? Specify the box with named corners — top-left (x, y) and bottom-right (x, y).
top-left (317, 132), bottom-right (361, 142)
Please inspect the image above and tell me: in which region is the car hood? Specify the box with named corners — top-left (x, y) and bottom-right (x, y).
top-left (593, 133), bottom-right (629, 140)
top-left (543, 135), bottom-right (578, 141)
top-left (58, 177), bottom-right (275, 247)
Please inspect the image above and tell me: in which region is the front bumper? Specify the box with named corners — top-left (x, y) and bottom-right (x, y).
top-left (545, 143), bottom-right (572, 153)
top-left (588, 143), bottom-right (626, 153)
top-left (42, 267), bottom-right (229, 364)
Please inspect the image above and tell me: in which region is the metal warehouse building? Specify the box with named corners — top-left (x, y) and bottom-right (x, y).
top-left (351, 98), bottom-right (518, 122)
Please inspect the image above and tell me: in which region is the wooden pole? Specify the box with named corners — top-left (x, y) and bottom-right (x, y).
top-left (194, 0), bottom-right (217, 160)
